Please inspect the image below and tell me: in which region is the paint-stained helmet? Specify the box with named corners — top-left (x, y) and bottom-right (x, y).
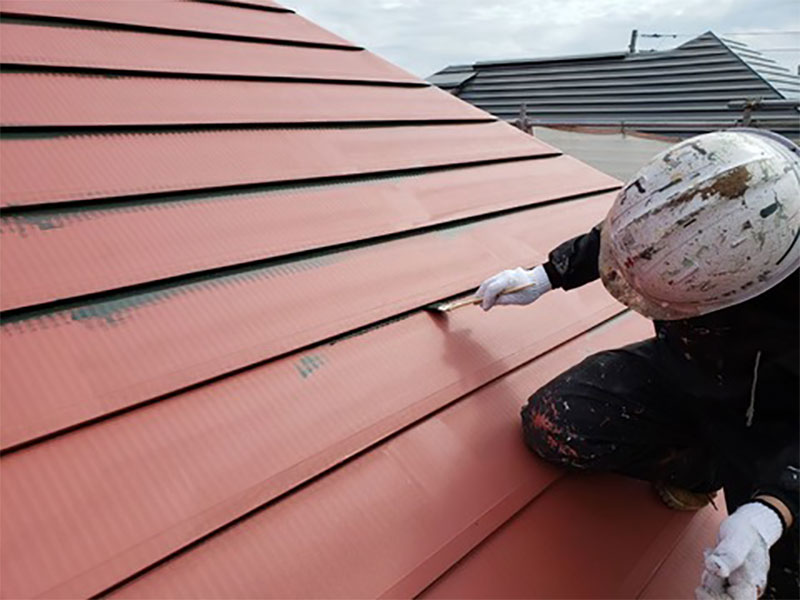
top-left (599, 129), bottom-right (800, 321)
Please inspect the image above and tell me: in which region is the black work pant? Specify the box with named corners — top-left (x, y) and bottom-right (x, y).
top-left (521, 338), bottom-right (799, 598)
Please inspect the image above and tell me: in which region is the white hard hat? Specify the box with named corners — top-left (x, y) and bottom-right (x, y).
top-left (599, 129), bottom-right (800, 321)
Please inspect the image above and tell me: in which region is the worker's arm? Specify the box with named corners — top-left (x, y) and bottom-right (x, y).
top-left (754, 440), bottom-right (799, 526)
top-left (542, 222), bottom-right (603, 291)
top-left (475, 223), bottom-right (603, 310)
top-left (753, 495), bottom-right (793, 529)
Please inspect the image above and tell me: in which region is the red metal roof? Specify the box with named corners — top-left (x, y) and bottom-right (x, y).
top-left (1, 157), bottom-right (617, 310)
top-left (0, 2), bottom-right (719, 598)
top-left (0, 0), bottom-right (353, 48)
top-left (0, 21), bottom-right (418, 83)
top-left (0, 74), bottom-right (487, 126)
top-left (202, 0), bottom-right (290, 12)
top-left (2, 123), bottom-right (553, 207)
top-left (421, 472), bottom-right (725, 599)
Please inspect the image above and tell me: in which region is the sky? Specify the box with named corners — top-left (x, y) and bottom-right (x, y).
top-left (286, 0), bottom-right (800, 78)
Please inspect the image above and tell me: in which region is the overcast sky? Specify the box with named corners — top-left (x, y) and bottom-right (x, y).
top-left (286, 0), bottom-right (799, 78)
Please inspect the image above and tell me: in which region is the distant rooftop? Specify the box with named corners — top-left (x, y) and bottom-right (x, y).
top-left (718, 36), bottom-right (800, 99)
top-left (430, 31), bottom-right (800, 139)
top-left (475, 51), bottom-right (629, 67)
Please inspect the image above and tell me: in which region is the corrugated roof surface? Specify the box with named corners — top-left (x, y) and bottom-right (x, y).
top-left (0, 21), bottom-right (417, 84)
top-left (0, 2), bottom-right (721, 598)
top-left (719, 36), bottom-right (800, 100)
top-left (430, 31), bottom-right (800, 140)
top-left (0, 0), bottom-right (354, 48)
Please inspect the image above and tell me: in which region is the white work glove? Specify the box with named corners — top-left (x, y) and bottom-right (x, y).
top-left (475, 265), bottom-right (552, 311)
top-left (696, 503), bottom-right (784, 600)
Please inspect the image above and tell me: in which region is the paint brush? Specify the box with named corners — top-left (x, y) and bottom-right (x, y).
top-left (426, 282), bottom-right (538, 313)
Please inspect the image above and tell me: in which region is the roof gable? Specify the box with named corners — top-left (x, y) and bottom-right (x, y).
top-left (678, 31), bottom-right (800, 99)
top-left (719, 38), bottom-right (800, 100)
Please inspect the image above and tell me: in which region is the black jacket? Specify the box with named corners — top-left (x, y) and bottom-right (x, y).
top-left (543, 225), bottom-right (800, 519)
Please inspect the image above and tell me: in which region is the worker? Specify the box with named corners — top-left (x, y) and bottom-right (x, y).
top-left (475, 129), bottom-right (799, 600)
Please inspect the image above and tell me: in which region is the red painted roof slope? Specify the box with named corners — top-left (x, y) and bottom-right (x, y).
top-left (0, 0), bottom-right (352, 48)
top-left (0, 2), bottom-right (717, 598)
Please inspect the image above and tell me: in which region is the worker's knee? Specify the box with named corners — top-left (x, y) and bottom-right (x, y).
top-left (521, 386), bottom-right (594, 470)
top-left (520, 346), bottom-right (657, 472)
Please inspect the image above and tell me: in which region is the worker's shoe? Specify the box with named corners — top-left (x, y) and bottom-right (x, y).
top-left (655, 482), bottom-right (718, 511)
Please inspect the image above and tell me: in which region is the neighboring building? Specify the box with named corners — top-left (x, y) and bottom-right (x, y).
top-left (1, 3), bottom-right (720, 599)
top-left (430, 32), bottom-right (800, 140)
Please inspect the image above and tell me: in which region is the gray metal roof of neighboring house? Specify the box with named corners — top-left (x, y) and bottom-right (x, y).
top-left (427, 64), bottom-right (476, 89)
top-left (429, 32), bottom-right (800, 139)
top-left (718, 36), bottom-right (800, 99)
top-left (475, 51), bottom-right (628, 67)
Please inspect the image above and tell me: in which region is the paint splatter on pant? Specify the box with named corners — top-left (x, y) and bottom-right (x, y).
top-left (521, 338), bottom-right (799, 598)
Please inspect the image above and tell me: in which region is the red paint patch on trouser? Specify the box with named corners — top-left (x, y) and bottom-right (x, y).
top-left (523, 391), bottom-right (580, 463)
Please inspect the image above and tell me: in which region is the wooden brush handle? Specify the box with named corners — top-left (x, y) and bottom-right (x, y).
top-left (443, 281), bottom-right (538, 311)
top-left (468, 281), bottom-right (537, 304)
top-left (496, 281), bottom-right (538, 296)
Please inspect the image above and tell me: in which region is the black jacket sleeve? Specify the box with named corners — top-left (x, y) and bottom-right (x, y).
top-left (542, 223), bottom-right (603, 290)
top-left (755, 440), bottom-right (800, 525)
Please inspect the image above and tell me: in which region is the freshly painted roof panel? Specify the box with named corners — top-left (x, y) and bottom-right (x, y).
top-left (0, 123), bottom-right (554, 207)
top-left (0, 22), bottom-right (418, 84)
top-left (0, 73), bottom-right (487, 127)
top-left (0, 284), bottom-right (620, 600)
top-left (420, 473), bottom-right (722, 599)
top-left (0, 0), bottom-right (354, 48)
top-left (1, 156), bottom-right (618, 310)
top-left (639, 499), bottom-right (725, 598)
top-left (1, 194), bottom-right (612, 450)
top-left (106, 312), bottom-right (666, 600)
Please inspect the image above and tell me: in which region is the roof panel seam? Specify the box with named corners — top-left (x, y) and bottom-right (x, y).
top-left (0, 151), bottom-right (560, 215)
top-left (0, 11), bottom-right (360, 51)
top-left (1, 180), bottom-right (619, 323)
top-left (0, 118), bottom-right (497, 135)
top-left (0, 255), bottom-right (624, 459)
top-left (0, 64), bottom-right (430, 88)
top-left (193, 0), bottom-right (294, 14)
